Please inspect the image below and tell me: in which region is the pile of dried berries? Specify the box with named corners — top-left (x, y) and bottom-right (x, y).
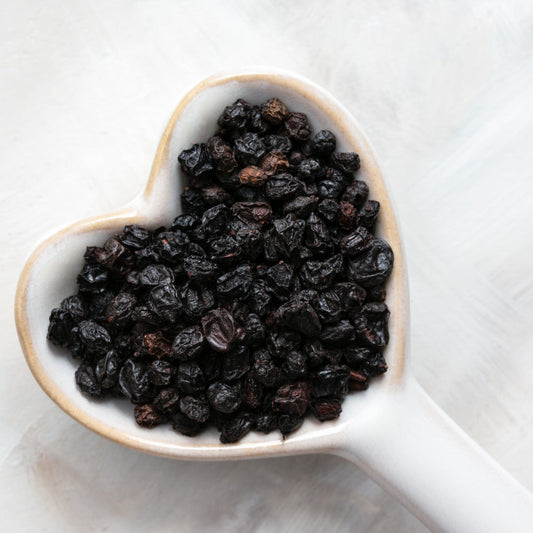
top-left (47, 97), bottom-right (393, 443)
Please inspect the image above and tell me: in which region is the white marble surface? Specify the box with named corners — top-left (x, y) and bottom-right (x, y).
top-left (2, 1), bottom-right (533, 531)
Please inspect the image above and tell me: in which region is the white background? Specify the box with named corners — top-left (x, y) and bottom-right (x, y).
top-left (2, 1), bottom-right (533, 531)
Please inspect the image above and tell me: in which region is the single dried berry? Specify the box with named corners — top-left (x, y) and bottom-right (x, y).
top-left (348, 370), bottom-right (368, 391)
top-left (247, 279), bottom-right (272, 316)
top-left (261, 97), bottom-right (289, 125)
top-left (249, 106), bottom-right (270, 134)
top-left (95, 350), bottom-right (120, 390)
top-left (131, 305), bottom-right (160, 325)
top-left (199, 203), bottom-right (229, 236)
top-left (320, 320), bottom-right (355, 346)
top-left (77, 263), bottom-right (109, 293)
top-left (298, 158), bottom-right (322, 181)
top-left (183, 256), bottom-right (218, 282)
top-left (260, 151), bottom-right (290, 176)
top-left (305, 212), bottom-right (334, 257)
top-left (134, 404), bottom-right (166, 428)
top-left (243, 375), bottom-right (263, 409)
top-left (222, 346), bottom-right (250, 381)
top-left (78, 320), bottom-right (112, 357)
top-left (118, 225), bottom-right (152, 250)
top-left (274, 291), bottom-right (321, 337)
top-left (278, 414), bottom-right (304, 437)
top-left (207, 382), bottom-right (242, 413)
top-left (148, 360), bottom-right (174, 386)
top-left (118, 359), bottom-right (153, 404)
top-left (313, 289), bottom-right (342, 324)
top-left (361, 351), bottom-right (388, 377)
top-left (201, 308), bottom-right (238, 352)
top-left (154, 388), bottom-right (180, 415)
top-left (178, 143), bottom-right (214, 179)
top-left (312, 364), bottom-right (351, 398)
top-left (263, 134), bottom-right (292, 154)
top-left (201, 185), bottom-right (231, 206)
top-left (303, 340), bottom-right (328, 368)
top-left (217, 265), bottom-right (253, 301)
top-left (208, 235), bottom-right (242, 266)
top-left (352, 303), bottom-right (390, 348)
top-left (340, 226), bottom-right (374, 256)
top-left (106, 293), bottom-right (136, 327)
top-left (265, 172), bottom-right (303, 202)
top-left (255, 413), bottom-right (278, 434)
top-left (283, 195), bottom-right (319, 218)
top-left (284, 112), bottom-right (312, 140)
top-left (299, 254), bottom-right (344, 289)
top-left (231, 202), bottom-right (272, 225)
top-left (180, 187), bottom-right (206, 216)
top-left (207, 136), bottom-right (238, 173)
top-left (317, 179), bottom-right (345, 200)
top-left (157, 229), bottom-right (190, 263)
top-left (138, 264), bottom-right (174, 287)
top-left (358, 200), bottom-right (380, 230)
top-left (239, 166), bottom-right (268, 187)
top-left (217, 99), bottom-right (251, 131)
top-left (265, 261), bottom-right (294, 299)
top-left (180, 283), bottom-right (215, 320)
top-left (267, 330), bottom-right (302, 358)
top-left (138, 331), bottom-right (172, 359)
top-left (272, 383), bottom-right (310, 416)
top-left (176, 362), bottom-right (206, 393)
top-left (310, 398), bottom-right (342, 421)
top-left (347, 239), bottom-right (394, 287)
top-left (335, 282), bottom-right (366, 313)
top-left (317, 198), bottom-right (340, 223)
top-left (338, 201), bottom-right (358, 230)
top-left (282, 351), bottom-right (308, 379)
top-left (171, 214), bottom-right (199, 232)
top-left (95, 237), bottom-right (134, 274)
top-left (75, 363), bottom-right (101, 397)
top-left (270, 214), bottom-right (305, 260)
top-left (171, 412), bottom-right (205, 437)
top-left (179, 395), bottom-right (210, 423)
top-left (241, 313), bottom-right (265, 347)
top-left (148, 284), bottom-right (181, 323)
top-left (234, 132), bottom-right (266, 166)
top-left (251, 349), bottom-right (280, 387)
top-left (228, 219), bottom-right (264, 259)
top-left (47, 299), bottom-right (84, 351)
top-left (330, 152), bottom-right (360, 175)
top-left (219, 413), bottom-right (253, 444)
top-left (312, 130), bottom-right (336, 156)
top-left (342, 181), bottom-right (369, 208)
top-left (171, 326), bottom-right (205, 361)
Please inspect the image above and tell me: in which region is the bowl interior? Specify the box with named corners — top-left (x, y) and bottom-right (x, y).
top-left (16, 70), bottom-right (408, 459)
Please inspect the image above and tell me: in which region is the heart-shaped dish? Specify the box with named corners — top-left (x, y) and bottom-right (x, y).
top-left (15, 68), bottom-right (407, 459)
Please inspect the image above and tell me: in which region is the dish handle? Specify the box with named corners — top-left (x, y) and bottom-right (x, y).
top-left (336, 378), bottom-right (533, 532)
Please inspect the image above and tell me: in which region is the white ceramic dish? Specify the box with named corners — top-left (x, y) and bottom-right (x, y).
top-left (15, 69), bottom-right (533, 532)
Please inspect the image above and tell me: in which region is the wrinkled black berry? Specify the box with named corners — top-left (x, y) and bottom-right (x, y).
top-left (178, 143), bottom-right (214, 179)
top-left (312, 130), bottom-right (336, 156)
